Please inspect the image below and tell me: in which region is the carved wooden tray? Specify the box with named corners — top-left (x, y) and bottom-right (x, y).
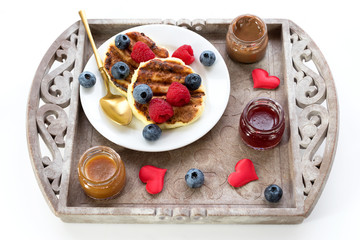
top-left (27, 18), bottom-right (338, 223)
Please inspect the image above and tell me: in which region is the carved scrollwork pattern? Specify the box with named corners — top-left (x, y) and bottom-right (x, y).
top-left (36, 32), bottom-right (78, 195)
top-left (299, 105), bottom-right (329, 195)
top-left (291, 32), bottom-right (330, 196)
top-left (291, 33), bottom-right (326, 108)
top-left (36, 104), bottom-right (68, 194)
top-left (164, 19), bottom-right (206, 32)
top-left (41, 33), bottom-right (77, 108)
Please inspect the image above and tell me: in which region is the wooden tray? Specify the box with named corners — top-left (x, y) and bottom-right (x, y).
top-left (27, 18), bottom-right (338, 224)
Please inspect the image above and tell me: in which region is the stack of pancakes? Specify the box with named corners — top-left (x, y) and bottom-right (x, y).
top-left (104, 31), bottom-right (206, 129)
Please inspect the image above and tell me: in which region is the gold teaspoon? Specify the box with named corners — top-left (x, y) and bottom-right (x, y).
top-left (79, 10), bottom-right (132, 125)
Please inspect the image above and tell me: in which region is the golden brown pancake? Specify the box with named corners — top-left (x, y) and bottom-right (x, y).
top-left (127, 58), bottom-right (206, 129)
top-left (104, 31), bottom-right (169, 96)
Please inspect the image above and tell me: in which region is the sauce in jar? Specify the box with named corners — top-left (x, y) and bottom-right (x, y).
top-left (239, 98), bottom-right (285, 150)
top-left (226, 14), bottom-right (268, 63)
top-left (84, 155), bottom-right (117, 182)
top-left (78, 146), bottom-right (126, 199)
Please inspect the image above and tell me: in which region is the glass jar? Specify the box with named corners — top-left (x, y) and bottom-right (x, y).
top-left (78, 146), bottom-right (126, 200)
top-left (226, 14), bottom-right (268, 63)
top-left (239, 98), bottom-right (285, 150)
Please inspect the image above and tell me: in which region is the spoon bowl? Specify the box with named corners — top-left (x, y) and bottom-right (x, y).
top-left (79, 10), bottom-right (132, 125)
top-left (99, 85), bottom-right (133, 125)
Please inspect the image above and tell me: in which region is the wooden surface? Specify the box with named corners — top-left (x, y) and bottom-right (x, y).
top-left (26, 18), bottom-right (338, 223)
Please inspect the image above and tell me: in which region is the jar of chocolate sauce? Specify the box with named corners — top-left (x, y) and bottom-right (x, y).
top-left (239, 98), bottom-right (285, 150)
top-left (226, 14), bottom-right (268, 63)
top-left (78, 146), bottom-right (126, 199)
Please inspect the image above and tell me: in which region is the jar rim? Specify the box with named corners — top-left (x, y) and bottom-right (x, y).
top-left (78, 146), bottom-right (121, 186)
top-left (229, 14), bottom-right (268, 44)
top-left (242, 97), bottom-right (285, 133)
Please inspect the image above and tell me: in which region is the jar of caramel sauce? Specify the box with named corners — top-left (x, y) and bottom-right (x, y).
top-left (226, 14), bottom-right (268, 63)
top-left (239, 98), bottom-right (285, 150)
top-left (78, 146), bottom-right (126, 200)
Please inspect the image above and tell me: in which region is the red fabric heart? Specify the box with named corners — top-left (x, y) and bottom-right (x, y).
top-left (228, 159), bottom-right (258, 188)
top-left (139, 165), bottom-right (167, 194)
top-left (252, 68), bottom-right (280, 89)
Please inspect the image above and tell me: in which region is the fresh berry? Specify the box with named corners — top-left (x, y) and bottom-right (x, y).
top-left (200, 50), bottom-right (216, 66)
top-left (172, 44), bottom-right (195, 65)
top-left (184, 73), bottom-right (202, 91)
top-left (115, 34), bottom-right (130, 50)
top-left (78, 71), bottom-right (96, 88)
top-left (111, 61), bottom-right (130, 79)
top-left (142, 124), bottom-right (162, 141)
top-left (185, 168), bottom-right (204, 188)
top-left (133, 84), bottom-right (153, 104)
top-left (166, 82), bottom-right (191, 107)
top-left (131, 41), bottom-right (156, 63)
top-left (148, 98), bottom-right (174, 123)
top-left (264, 184), bottom-right (283, 203)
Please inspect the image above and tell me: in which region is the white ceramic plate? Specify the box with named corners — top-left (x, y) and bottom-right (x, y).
top-left (80, 24), bottom-right (230, 152)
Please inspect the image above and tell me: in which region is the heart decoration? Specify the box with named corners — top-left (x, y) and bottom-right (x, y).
top-left (252, 68), bottom-right (280, 89)
top-left (139, 165), bottom-right (167, 194)
top-left (228, 159), bottom-right (258, 188)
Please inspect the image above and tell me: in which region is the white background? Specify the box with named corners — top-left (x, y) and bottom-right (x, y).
top-left (1, 0), bottom-right (359, 239)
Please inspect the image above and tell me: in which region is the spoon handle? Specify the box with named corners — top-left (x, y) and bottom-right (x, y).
top-left (79, 10), bottom-right (110, 92)
top-left (78, 10), bottom-right (103, 68)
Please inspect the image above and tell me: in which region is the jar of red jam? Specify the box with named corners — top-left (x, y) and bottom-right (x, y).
top-left (78, 146), bottom-right (126, 200)
top-left (239, 98), bottom-right (285, 150)
top-left (226, 14), bottom-right (268, 63)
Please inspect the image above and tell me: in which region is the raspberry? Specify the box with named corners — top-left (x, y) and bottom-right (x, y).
top-left (172, 45), bottom-right (195, 65)
top-left (166, 82), bottom-right (191, 107)
top-left (148, 98), bottom-right (174, 123)
top-left (131, 41), bottom-right (156, 63)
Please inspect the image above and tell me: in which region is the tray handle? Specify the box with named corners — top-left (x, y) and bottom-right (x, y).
top-left (288, 21), bottom-right (338, 216)
top-left (27, 21), bottom-right (83, 213)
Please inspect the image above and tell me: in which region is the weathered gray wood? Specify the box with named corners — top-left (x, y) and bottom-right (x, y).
top-left (26, 18), bottom-right (338, 223)
top-left (288, 20), bottom-right (338, 217)
top-left (27, 21), bottom-right (81, 215)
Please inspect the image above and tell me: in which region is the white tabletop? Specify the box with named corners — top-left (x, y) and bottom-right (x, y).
top-left (2, 0), bottom-right (359, 239)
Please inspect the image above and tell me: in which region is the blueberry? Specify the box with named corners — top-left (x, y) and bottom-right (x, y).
top-left (133, 84), bottom-right (153, 104)
top-left (111, 61), bottom-right (130, 79)
top-left (142, 124), bottom-right (162, 141)
top-left (78, 71), bottom-right (96, 88)
top-left (185, 168), bottom-right (204, 188)
top-left (115, 34), bottom-right (130, 50)
top-left (264, 184), bottom-right (283, 203)
top-left (184, 73), bottom-right (202, 91)
top-left (199, 50), bottom-right (216, 66)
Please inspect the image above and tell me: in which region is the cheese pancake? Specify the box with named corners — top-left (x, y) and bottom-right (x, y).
top-left (127, 58), bottom-right (206, 129)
